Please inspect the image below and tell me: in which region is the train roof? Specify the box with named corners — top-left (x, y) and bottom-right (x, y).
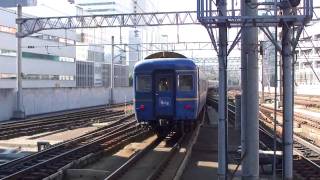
top-left (134, 58), bottom-right (197, 73)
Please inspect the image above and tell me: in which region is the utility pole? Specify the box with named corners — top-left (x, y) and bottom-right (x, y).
top-left (279, 56), bottom-right (283, 107)
top-left (281, 1), bottom-right (294, 179)
top-left (13, 4), bottom-right (25, 119)
top-left (110, 36), bottom-right (114, 105)
top-left (241, 0), bottom-right (259, 179)
top-left (217, 0), bottom-right (228, 179)
top-left (261, 42), bottom-right (265, 103)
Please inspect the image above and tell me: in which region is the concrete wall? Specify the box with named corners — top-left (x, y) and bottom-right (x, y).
top-left (0, 89), bottom-right (16, 121)
top-left (0, 87), bottom-right (133, 121)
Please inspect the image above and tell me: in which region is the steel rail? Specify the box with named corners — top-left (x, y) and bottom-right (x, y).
top-left (146, 134), bottom-right (185, 180)
top-left (2, 123), bottom-right (139, 179)
top-left (105, 108), bottom-right (207, 180)
top-left (0, 102), bottom-right (132, 125)
top-left (0, 111), bottom-right (125, 140)
top-left (105, 137), bottom-right (164, 180)
top-left (260, 105), bottom-right (320, 128)
top-left (207, 94), bottom-right (320, 178)
top-left (0, 104), bottom-right (131, 140)
top-left (0, 115), bottom-right (139, 180)
top-left (0, 114), bottom-right (134, 170)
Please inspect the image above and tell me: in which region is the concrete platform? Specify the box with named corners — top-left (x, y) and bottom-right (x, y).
top-left (181, 108), bottom-right (242, 180)
top-left (182, 107), bottom-right (279, 179)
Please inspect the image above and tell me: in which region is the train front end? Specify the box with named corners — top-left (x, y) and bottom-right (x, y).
top-left (133, 58), bottom-right (199, 129)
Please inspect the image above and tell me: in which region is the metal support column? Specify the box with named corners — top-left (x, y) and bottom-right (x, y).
top-left (13, 4), bottom-right (25, 119)
top-left (235, 95), bottom-right (241, 130)
top-left (110, 36), bottom-right (114, 105)
top-left (217, 0), bottom-right (228, 179)
top-left (261, 52), bottom-right (265, 103)
top-left (241, 0), bottom-right (259, 179)
top-left (282, 7), bottom-right (294, 180)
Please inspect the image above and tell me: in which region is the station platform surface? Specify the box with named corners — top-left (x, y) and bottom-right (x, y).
top-left (181, 107), bottom-right (242, 179)
top-left (182, 107), bottom-right (278, 180)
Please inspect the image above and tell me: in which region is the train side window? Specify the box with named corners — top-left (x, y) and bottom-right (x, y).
top-left (136, 75), bottom-right (151, 92)
top-left (178, 75), bottom-right (193, 91)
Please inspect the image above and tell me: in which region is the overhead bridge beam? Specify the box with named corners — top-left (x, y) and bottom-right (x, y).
top-left (16, 6), bottom-right (320, 38)
top-left (17, 11), bottom-right (199, 37)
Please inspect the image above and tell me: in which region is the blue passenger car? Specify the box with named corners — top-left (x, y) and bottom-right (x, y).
top-left (133, 53), bottom-right (207, 132)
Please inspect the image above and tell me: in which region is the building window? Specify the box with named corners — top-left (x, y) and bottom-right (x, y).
top-left (32, 33), bottom-right (75, 45)
top-left (302, 62), bottom-right (312, 69)
top-left (0, 73), bottom-right (16, 79)
top-left (315, 34), bottom-right (320, 40)
top-left (301, 36), bottom-right (312, 41)
top-left (22, 74), bottom-right (74, 81)
top-left (178, 74), bottom-right (193, 91)
top-left (0, 25), bottom-right (16, 34)
top-left (301, 49), bottom-right (312, 56)
top-left (0, 49), bottom-right (16, 57)
top-left (22, 52), bottom-right (75, 62)
top-left (88, 50), bottom-right (104, 62)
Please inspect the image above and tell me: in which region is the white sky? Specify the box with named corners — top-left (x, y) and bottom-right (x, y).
top-left (20, 0), bottom-right (320, 58)
top-left (18, 0), bottom-right (219, 58)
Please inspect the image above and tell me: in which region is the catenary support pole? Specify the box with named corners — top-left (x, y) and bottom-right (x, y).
top-left (241, 0), bottom-right (259, 179)
top-left (261, 50), bottom-right (265, 103)
top-left (110, 36), bottom-right (114, 105)
top-left (14, 4), bottom-right (25, 119)
top-left (282, 6), bottom-right (294, 180)
top-left (235, 95), bottom-right (241, 130)
top-left (273, 25), bottom-right (278, 180)
top-left (217, 0), bottom-right (228, 179)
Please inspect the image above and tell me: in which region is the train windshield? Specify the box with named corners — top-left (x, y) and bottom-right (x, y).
top-left (178, 75), bottom-right (193, 91)
top-left (158, 77), bottom-right (172, 92)
top-left (136, 75), bottom-right (152, 92)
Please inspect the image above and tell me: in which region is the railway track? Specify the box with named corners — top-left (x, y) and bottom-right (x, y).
top-left (260, 105), bottom-right (320, 128)
top-left (259, 92), bottom-right (320, 109)
top-left (0, 103), bottom-right (131, 140)
top-left (104, 109), bottom-right (206, 180)
top-left (259, 109), bottom-right (320, 179)
top-left (260, 105), bottom-right (320, 148)
top-left (0, 114), bottom-right (148, 180)
top-left (206, 95), bottom-right (320, 179)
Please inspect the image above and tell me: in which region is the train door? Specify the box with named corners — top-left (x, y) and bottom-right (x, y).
top-left (155, 71), bottom-right (175, 117)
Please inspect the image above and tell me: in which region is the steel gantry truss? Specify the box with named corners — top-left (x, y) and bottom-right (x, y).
top-left (197, 0), bottom-right (314, 180)
top-left (16, 6), bottom-right (320, 38)
top-left (17, 11), bottom-right (199, 38)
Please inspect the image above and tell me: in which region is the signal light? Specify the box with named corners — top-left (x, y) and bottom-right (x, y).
top-left (139, 104), bottom-right (145, 111)
top-left (184, 104), bottom-right (192, 110)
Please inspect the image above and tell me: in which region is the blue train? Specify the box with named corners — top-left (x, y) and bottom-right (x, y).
top-left (133, 52), bottom-right (208, 134)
